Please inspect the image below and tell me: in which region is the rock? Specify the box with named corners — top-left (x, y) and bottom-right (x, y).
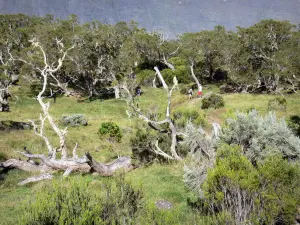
top-left (60, 114), bottom-right (88, 127)
top-left (155, 200), bottom-right (173, 210)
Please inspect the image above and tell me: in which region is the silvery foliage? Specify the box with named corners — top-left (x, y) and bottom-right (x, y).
top-left (183, 122), bottom-right (217, 197)
top-left (221, 110), bottom-right (300, 162)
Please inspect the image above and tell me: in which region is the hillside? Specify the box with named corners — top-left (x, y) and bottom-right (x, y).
top-left (1, 0), bottom-right (300, 37)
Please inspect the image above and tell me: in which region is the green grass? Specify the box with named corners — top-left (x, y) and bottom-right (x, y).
top-left (1, 81), bottom-right (300, 224)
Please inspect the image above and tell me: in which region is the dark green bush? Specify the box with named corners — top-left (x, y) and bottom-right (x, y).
top-left (20, 176), bottom-right (205, 225)
top-left (161, 66), bottom-right (192, 85)
top-left (130, 127), bottom-right (168, 165)
top-left (19, 176), bottom-right (143, 225)
top-left (287, 115), bottom-right (300, 137)
top-left (201, 94), bottom-right (225, 109)
top-left (130, 125), bottom-right (189, 165)
top-left (173, 108), bottom-right (207, 128)
top-left (136, 69), bottom-right (155, 86)
top-left (0, 152), bottom-right (7, 162)
top-left (192, 144), bottom-right (300, 224)
top-left (98, 122), bottom-right (122, 143)
top-left (28, 80), bottom-right (53, 97)
top-left (268, 96), bottom-right (287, 111)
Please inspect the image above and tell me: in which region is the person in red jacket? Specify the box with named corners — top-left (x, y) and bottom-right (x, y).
top-left (197, 86), bottom-right (203, 98)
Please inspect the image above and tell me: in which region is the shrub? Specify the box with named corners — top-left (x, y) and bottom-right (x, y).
top-left (136, 69), bottom-right (155, 86)
top-left (60, 114), bottom-right (88, 127)
top-left (161, 65), bottom-right (191, 85)
top-left (268, 96), bottom-right (287, 111)
top-left (173, 108), bottom-right (207, 128)
top-left (186, 144), bottom-right (300, 225)
top-left (19, 176), bottom-right (143, 225)
top-left (0, 152), bottom-right (7, 162)
top-left (201, 94), bottom-right (225, 109)
top-left (287, 115), bottom-right (300, 137)
top-left (130, 125), bottom-right (188, 165)
top-left (98, 122), bottom-right (122, 143)
top-left (221, 110), bottom-right (300, 162)
top-left (28, 80), bottom-right (52, 97)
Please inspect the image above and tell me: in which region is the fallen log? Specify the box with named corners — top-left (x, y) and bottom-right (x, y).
top-left (1, 152), bottom-right (133, 177)
top-left (18, 173), bottom-right (53, 185)
top-left (85, 153), bottom-right (133, 176)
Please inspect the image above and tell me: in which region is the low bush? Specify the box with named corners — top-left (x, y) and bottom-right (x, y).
top-left (130, 125), bottom-right (189, 165)
top-left (173, 108), bottom-right (207, 128)
top-left (201, 145), bottom-right (300, 224)
top-left (268, 96), bottom-right (287, 111)
top-left (287, 115), bottom-right (300, 137)
top-left (201, 94), bottom-right (225, 109)
top-left (98, 122), bottom-right (123, 143)
top-left (19, 176), bottom-right (143, 225)
top-left (136, 69), bottom-right (155, 86)
top-left (0, 152), bottom-right (7, 162)
top-left (221, 110), bottom-right (300, 162)
top-left (60, 114), bottom-right (88, 127)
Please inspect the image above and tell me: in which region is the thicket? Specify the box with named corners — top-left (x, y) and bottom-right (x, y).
top-left (201, 94), bottom-right (225, 109)
top-left (98, 122), bottom-right (123, 143)
top-left (199, 145), bottom-right (300, 224)
top-left (173, 108), bottom-right (207, 128)
top-left (130, 125), bottom-right (189, 165)
top-left (184, 111), bottom-right (300, 224)
top-left (221, 110), bottom-right (300, 162)
top-left (267, 97), bottom-right (287, 111)
top-left (287, 115), bottom-right (300, 137)
top-left (20, 176), bottom-right (143, 225)
top-left (19, 176), bottom-right (213, 225)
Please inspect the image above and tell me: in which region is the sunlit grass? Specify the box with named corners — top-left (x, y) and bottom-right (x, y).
top-left (1, 81), bottom-right (300, 224)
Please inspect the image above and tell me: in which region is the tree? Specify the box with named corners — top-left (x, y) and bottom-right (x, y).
top-left (232, 20), bottom-right (295, 93)
top-left (124, 67), bottom-right (182, 160)
top-left (0, 14), bottom-right (42, 111)
top-left (1, 37), bottom-right (132, 183)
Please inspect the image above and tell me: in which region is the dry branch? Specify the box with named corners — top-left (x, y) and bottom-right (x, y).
top-left (4, 38), bottom-right (133, 179)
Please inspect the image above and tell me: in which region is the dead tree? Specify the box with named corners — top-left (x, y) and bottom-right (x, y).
top-left (190, 62), bottom-right (203, 94)
top-left (0, 49), bottom-right (14, 112)
top-left (124, 66), bottom-right (182, 160)
top-left (0, 80), bottom-right (10, 112)
top-left (1, 38), bottom-right (132, 183)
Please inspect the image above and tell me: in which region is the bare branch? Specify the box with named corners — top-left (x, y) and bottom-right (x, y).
top-left (18, 173), bottom-right (53, 185)
top-left (154, 66), bottom-right (168, 90)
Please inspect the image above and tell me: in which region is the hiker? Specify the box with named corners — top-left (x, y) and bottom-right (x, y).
top-left (188, 88), bottom-right (193, 100)
top-left (49, 88), bottom-right (57, 103)
top-left (197, 86), bottom-right (203, 98)
top-left (136, 87), bottom-right (141, 97)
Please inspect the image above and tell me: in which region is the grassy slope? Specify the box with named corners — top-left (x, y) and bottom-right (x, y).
top-left (0, 82), bottom-right (300, 224)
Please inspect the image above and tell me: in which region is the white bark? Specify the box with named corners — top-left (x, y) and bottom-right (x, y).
top-left (114, 85), bottom-right (120, 99)
top-left (124, 67), bottom-right (182, 161)
top-left (154, 67), bottom-right (168, 90)
top-left (4, 38), bottom-right (133, 178)
top-left (190, 64), bottom-right (202, 92)
top-left (152, 76), bottom-right (157, 88)
top-left (163, 54), bottom-right (175, 71)
top-left (18, 173), bottom-right (53, 185)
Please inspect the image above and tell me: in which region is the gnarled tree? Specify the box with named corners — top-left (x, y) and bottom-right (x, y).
top-left (124, 66), bottom-right (182, 160)
top-left (1, 38), bottom-right (132, 183)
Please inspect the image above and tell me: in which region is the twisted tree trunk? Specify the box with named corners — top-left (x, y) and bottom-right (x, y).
top-left (2, 38), bottom-right (133, 183)
top-left (0, 82), bottom-right (10, 112)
